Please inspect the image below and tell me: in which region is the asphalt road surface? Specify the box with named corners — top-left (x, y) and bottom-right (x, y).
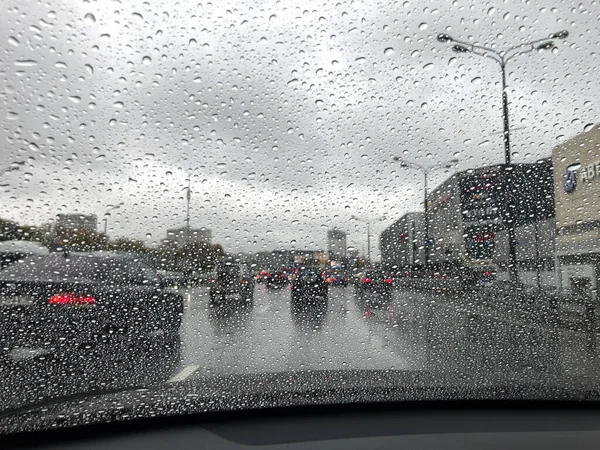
top-left (1, 283), bottom-right (600, 412)
top-left (174, 283), bottom-right (425, 381)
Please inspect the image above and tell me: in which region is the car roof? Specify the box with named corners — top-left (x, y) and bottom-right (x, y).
top-left (0, 252), bottom-right (145, 283)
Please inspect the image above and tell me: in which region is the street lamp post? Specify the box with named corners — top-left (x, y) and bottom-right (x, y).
top-left (351, 215), bottom-right (386, 263)
top-left (185, 177), bottom-right (191, 245)
top-left (436, 30), bottom-right (568, 282)
top-left (103, 203), bottom-right (124, 236)
top-left (392, 158), bottom-right (458, 266)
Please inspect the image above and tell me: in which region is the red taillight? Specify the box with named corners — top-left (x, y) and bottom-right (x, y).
top-left (484, 271), bottom-right (491, 276)
top-left (280, 274), bottom-right (285, 278)
top-left (241, 279), bottom-right (247, 284)
top-left (344, 277), bottom-right (348, 281)
top-left (385, 278), bottom-right (393, 284)
top-left (362, 277), bottom-right (371, 283)
top-left (48, 292), bottom-right (95, 305)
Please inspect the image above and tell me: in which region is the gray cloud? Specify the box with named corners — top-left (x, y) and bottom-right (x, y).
top-left (2, 0), bottom-right (599, 256)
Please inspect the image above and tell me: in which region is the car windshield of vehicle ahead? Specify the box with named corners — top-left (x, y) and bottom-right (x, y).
top-left (0, 0), bottom-right (599, 435)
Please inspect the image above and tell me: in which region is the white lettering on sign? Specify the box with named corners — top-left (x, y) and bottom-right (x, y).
top-left (579, 161), bottom-right (600, 184)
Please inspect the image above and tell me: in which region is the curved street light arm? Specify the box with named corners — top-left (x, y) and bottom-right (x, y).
top-left (504, 37), bottom-right (553, 56)
top-left (450, 38), bottom-right (503, 65)
top-left (450, 37), bottom-right (500, 57)
top-left (406, 161), bottom-right (427, 173)
top-left (468, 48), bottom-right (503, 66)
top-left (446, 35), bottom-right (561, 67)
top-left (503, 45), bottom-right (540, 65)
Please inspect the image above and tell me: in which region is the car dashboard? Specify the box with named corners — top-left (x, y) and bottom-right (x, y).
top-left (5, 403), bottom-right (600, 449)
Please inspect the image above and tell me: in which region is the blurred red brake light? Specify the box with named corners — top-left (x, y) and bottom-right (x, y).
top-left (385, 278), bottom-right (393, 284)
top-left (49, 292), bottom-right (95, 305)
top-left (362, 277), bottom-right (371, 283)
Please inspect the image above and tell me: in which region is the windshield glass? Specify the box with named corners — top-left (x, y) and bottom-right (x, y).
top-left (1, 0), bottom-right (600, 434)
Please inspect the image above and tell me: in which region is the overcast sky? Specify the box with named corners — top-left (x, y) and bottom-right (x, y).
top-left (1, 0), bottom-right (599, 256)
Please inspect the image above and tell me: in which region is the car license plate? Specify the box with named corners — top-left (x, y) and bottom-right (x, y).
top-left (0, 295), bottom-right (34, 306)
top-left (225, 294), bottom-right (241, 300)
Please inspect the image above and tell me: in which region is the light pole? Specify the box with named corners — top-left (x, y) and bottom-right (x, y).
top-left (392, 157), bottom-right (458, 266)
top-left (437, 30), bottom-right (568, 282)
top-left (185, 177), bottom-right (191, 245)
top-left (103, 203), bottom-right (123, 236)
top-left (351, 215), bottom-right (386, 264)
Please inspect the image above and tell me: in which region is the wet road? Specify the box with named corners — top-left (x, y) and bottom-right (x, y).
top-left (174, 283), bottom-right (425, 380)
top-left (2, 282), bottom-right (600, 411)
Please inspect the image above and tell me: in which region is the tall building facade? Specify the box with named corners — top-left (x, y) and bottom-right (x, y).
top-left (552, 123), bottom-right (600, 297)
top-left (55, 214), bottom-right (98, 232)
top-left (164, 227), bottom-right (212, 247)
top-left (380, 212), bottom-right (425, 268)
top-left (426, 160), bottom-right (555, 284)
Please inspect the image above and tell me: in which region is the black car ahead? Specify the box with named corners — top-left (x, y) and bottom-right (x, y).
top-left (355, 270), bottom-right (393, 308)
top-left (265, 269), bottom-right (289, 289)
top-left (290, 267), bottom-right (328, 311)
top-left (208, 262), bottom-right (255, 307)
top-left (325, 268), bottom-right (349, 286)
top-left (0, 252), bottom-right (183, 361)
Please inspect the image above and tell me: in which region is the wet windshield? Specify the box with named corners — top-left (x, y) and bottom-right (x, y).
top-left (1, 0), bottom-right (600, 434)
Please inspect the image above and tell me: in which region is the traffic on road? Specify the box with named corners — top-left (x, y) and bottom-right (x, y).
top-left (1, 255), bottom-right (599, 415)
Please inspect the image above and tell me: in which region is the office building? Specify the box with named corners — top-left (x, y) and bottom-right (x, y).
top-left (552, 123), bottom-right (600, 296)
top-left (55, 214), bottom-right (98, 232)
top-left (165, 227), bottom-right (212, 247)
top-left (426, 160), bottom-right (555, 284)
top-left (380, 212), bottom-right (425, 268)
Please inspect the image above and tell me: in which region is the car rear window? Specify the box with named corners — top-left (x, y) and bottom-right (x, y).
top-left (364, 271), bottom-right (386, 279)
top-left (298, 268), bottom-right (322, 277)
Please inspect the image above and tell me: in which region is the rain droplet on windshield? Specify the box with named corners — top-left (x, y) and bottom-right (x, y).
top-left (84, 13), bottom-right (96, 25)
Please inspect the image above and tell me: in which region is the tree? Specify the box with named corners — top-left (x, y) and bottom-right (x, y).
top-left (0, 218), bottom-right (19, 241)
top-left (0, 218), bottom-right (47, 243)
top-left (148, 242), bottom-right (224, 273)
top-left (48, 228), bottom-right (108, 251)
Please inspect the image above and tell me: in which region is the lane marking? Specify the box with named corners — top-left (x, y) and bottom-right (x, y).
top-left (168, 364), bottom-right (199, 383)
top-left (9, 348), bottom-right (51, 361)
top-left (257, 304), bottom-right (272, 315)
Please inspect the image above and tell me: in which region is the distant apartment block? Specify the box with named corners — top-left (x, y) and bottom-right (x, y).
top-left (164, 227), bottom-right (212, 247)
top-left (55, 214), bottom-right (98, 232)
